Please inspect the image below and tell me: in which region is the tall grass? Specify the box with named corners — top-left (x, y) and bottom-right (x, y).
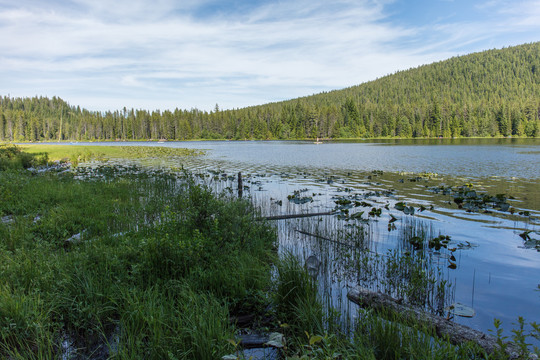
top-left (0, 144), bottom-right (48, 170)
top-left (0, 152), bottom-right (276, 358)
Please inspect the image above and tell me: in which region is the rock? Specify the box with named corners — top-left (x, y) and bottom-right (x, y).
top-left (1, 215), bottom-right (14, 224)
top-left (241, 347), bottom-right (280, 360)
top-left (65, 230), bottom-right (87, 244)
top-left (305, 254), bottom-right (320, 277)
top-left (264, 332), bottom-right (285, 348)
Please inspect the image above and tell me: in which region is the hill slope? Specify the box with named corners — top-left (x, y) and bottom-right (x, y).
top-left (1, 42), bottom-right (539, 141)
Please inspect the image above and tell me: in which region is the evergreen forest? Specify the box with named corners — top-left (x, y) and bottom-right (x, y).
top-left (1, 42), bottom-right (539, 142)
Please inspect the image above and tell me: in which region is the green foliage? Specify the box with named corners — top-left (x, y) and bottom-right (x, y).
top-left (20, 144), bottom-right (202, 162)
top-left (0, 144), bottom-right (48, 170)
top-left (1, 42), bottom-right (539, 141)
top-left (489, 317), bottom-right (540, 359)
top-left (115, 284), bottom-right (234, 360)
top-left (274, 253), bottom-right (323, 335)
top-left (0, 164), bottom-right (275, 358)
top-left (0, 285), bottom-right (56, 358)
top-left (354, 310), bottom-right (486, 360)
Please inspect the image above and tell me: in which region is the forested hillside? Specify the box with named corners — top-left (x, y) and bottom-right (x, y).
top-left (1, 42), bottom-right (539, 141)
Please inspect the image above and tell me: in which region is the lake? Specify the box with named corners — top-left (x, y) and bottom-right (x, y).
top-left (59, 139), bottom-right (540, 339)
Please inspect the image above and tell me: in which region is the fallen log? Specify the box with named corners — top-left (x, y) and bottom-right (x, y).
top-left (262, 211), bottom-right (335, 221)
top-left (295, 229), bottom-right (343, 244)
top-left (347, 286), bottom-right (529, 359)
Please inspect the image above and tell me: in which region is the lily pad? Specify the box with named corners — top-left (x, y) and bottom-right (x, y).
top-left (408, 236), bottom-right (423, 250)
top-left (335, 198), bottom-right (351, 206)
top-left (288, 196), bottom-right (312, 204)
top-left (522, 239), bottom-right (540, 251)
top-left (395, 202), bottom-right (405, 211)
top-left (457, 241), bottom-right (479, 250)
top-left (445, 303), bottom-right (476, 318)
top-left (350, 211), bottom-right (364, 220)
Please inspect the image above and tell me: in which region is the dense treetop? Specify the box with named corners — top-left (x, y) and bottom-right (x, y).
top-left (1, 42), bottom-right (539, 141)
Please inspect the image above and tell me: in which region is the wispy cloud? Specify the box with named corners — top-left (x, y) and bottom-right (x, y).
top-left (0, 0), bottom-right (538, 111)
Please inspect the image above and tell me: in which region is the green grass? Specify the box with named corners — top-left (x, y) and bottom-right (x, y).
top-left (273, 255), bottom-right (490, 360)
top-left (0, 144), bottom-right (49, 170)
top-left (19, 144), bottom-right (203, 163)
top-left (0, 150), bottom-right (276, 358)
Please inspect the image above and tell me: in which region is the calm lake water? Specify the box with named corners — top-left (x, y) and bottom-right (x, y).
top-left (52, 139), bottom-right (540, 340)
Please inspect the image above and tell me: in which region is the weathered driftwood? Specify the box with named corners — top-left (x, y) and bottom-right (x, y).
top-left (347, 286), bottom-right (528, 359)
top-left (263, 211), bottom-right (334, 221)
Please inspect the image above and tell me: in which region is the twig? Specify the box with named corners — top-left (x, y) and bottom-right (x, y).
top-left (262, 211), bottom-right (335, 220)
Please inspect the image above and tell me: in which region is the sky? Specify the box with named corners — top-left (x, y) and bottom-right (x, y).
top-left (0, 0), bottom-right (539, 112)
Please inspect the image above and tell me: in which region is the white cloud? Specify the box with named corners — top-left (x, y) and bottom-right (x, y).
top-left (496, 0), bottom-right (540, 27)
top-left (0, 0), bottom-right (538, 111)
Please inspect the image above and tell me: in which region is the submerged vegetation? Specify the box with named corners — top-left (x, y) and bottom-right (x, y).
top-left (1, 42), bottom-right (539, 142)
top-left (1, 145), bottom-right (539, 359)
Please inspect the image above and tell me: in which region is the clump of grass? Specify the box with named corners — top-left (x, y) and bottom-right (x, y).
top-left (489, 317), bottom-right (540, 359)
top-left (0, 285), bottom-right (57, 359)
top-left (273, 252), bottom-right (483, 359)
top-left (114, 284), bottom-right (233, 360)
top-left (353, 310), bottom-right (487, 360)
top-left (0, 144), bottom-right (48, 170)
top-left (274, 253), bottom-right (323, 335)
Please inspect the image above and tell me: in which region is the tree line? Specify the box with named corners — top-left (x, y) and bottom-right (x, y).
top-left (1, 42), bottom-right (539, 142)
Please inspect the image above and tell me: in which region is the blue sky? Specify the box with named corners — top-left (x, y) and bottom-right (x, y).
top-left (0, 0), bottom-right (538, 112)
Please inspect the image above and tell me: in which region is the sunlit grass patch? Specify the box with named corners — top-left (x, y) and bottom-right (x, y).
top-left (20, 144), bottom-right (203, 163)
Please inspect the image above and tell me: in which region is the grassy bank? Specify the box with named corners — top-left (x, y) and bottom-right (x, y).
top-left (0, 145), bottom-right (275, 359)
top-left (19, 144), bottom-right (203, 164)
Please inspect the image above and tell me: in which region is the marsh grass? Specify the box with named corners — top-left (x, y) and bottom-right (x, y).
top-left (0, 151), bottom-right (276, 358)
top-left (273, 204), bottom-right (453, 320)
top-left (353, 309), bottom-right (487, 360)
top-left (20, 144), bottom-right (202, 164)
top-left (274, 254), bottom-right (486, 359)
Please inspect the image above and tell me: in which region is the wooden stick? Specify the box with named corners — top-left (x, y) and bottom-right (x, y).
top-left (295, 229), bottom-right (355, 248)
top-left (295, 229), bottom-right (383, 257)
top-left (347, 286), bottom-right (526, 359)
top-left (238, 172), bottom-right (243, 198)
top-left (263, 211), bottom-right (335, 221)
